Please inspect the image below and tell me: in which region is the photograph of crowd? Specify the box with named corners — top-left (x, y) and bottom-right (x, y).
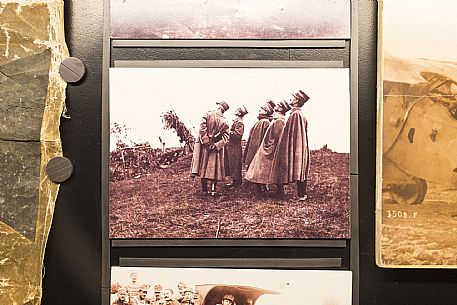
top-left (110, 0), bottom-right (350, 39)
top-left (110, 267), bottom-right (352, 305)
top-left (109, 67), bottom-right (351, 239)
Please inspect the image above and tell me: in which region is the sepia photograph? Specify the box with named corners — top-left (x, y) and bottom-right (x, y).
top-left (110, 0), bottom-right (351, 40)
top-left (110, 267), bottom-right (352, 305)
top-left (377, 0), bottom-right (457, 267)
top-left (109, 67), bottom-right (350, 239)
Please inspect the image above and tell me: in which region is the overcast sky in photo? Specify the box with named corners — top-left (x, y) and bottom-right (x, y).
top-left (382, 0), bottom-right (457, 62)
top-left (110, 67), bottom-right (350, 153)
top-left (111, 267), bottom-right (352, 305)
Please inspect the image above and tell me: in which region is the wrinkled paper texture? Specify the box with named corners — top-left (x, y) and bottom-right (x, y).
top-left (0, 0), bottom-right (68, 304)
top-left (377, 0), bottom-right (457, 268)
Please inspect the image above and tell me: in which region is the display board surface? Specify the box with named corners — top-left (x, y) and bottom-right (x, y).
top-left (38, 1), bottom-right (457, 305)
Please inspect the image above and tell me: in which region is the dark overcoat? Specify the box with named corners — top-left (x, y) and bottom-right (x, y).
top-left (244, 114), bottom-right (286, 184)
top-left (271, 107), bottom-right (310, 183)
top-left (190, 110), bottom-right (229, 181)
top-left (242, 116), bottom-right (270, 168)
top-left (224, 116), bottom-right (244, 180)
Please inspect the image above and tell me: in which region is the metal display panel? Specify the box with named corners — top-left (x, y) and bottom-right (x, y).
top-left (113, 60), bottom-right (344, 68)
top-left (112, 239), bottom-right (347, 248)
top-left (102, 1), bottom-right (360, 305)
top-left (118, 258), bottom-right (343, 269)
top-left (111, 39), bottom-right (347, 49)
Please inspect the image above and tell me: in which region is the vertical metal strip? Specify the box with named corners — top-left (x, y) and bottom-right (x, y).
top-left (101, 0), bottom-right (111, 303)
top-left (350, 1), bottom-right (360, 305)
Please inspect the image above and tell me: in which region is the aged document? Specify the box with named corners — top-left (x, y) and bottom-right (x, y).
top-left (377, 0), bottom-right (457, 268)
top-left (0, 1), bottom-right (68, 303)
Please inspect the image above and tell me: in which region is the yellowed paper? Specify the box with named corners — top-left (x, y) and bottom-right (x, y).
top-left (0, 0), bottom-right (68, 303)
top-left (377, 0), bottom-right (457, 268)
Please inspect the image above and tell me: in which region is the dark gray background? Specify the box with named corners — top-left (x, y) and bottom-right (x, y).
top-left (40, 1), bottom-right (457, 305)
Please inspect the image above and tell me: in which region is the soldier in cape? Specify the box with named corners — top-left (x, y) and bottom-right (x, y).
top-left (225, 105), bottom-right (248, 188)
top-left (190, 101), bottom-right (230, 196)
top-left (271, 90), bottom-right (311, 201)
top-left (242, 100), bottom-right (275, 169)
top-left (244, 100), bottom-right (291, 195)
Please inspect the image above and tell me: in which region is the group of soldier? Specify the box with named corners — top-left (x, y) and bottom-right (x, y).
top-left (112, 272), bottom-right (200, 305)
top-left (190, 90), bottom-right (311, 201)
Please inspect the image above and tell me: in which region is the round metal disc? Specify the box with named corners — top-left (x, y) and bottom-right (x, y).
top-left (59, 57), bottom-right (86, 83)
top-left (46, 157), bottom-right (74, 183)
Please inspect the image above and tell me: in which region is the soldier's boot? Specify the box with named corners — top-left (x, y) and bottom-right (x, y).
top-left (274, 183), bottom-right (285, 199)
top-left (210, 181), bottom-right (220, 196)
top-left (255, 183), bottom-right (265, 197)
top-left (297, 180), bottom-right (307, 201)
top-left (227, 179), bottom-right (242, 189)
top-left (201, 178), bottom-right (209, 195)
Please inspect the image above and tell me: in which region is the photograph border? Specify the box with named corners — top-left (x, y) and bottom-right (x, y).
top-left (107, 60), bottom-right (356, 245)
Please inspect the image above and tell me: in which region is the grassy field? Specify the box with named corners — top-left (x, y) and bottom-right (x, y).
top-left (109, 148), bottom-right (350, 239)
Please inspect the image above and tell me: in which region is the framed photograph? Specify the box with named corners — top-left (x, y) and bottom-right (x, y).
top-left (108, 62), bottom-right (351, 240)
top-left (110, 0), bottom-right (351, 40)
top-left (376, 0), bottom-right (457, 267)
top-left (110, 266), bottom-right (352, 305)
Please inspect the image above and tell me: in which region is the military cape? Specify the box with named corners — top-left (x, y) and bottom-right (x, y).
top-left (271, 107), bottom-right (310, 183)
top-left (191, 110), bottom-right (229, 181)
top-left (224, 116), bottom-right (245, 180)
top-left (242, 116), bottom-right (270, 168)
top-left (245, 114), bottom-right (286, 184)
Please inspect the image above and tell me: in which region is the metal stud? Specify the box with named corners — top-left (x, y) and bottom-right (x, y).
top-left (59, 57), bottom-right (86, 83)
top-left (46, 157), bottom-right (74, 183)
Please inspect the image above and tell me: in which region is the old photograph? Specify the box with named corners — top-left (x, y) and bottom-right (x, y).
top-left (377, 0), bottom-right (457, 267)
top-left (110, 0), bottom-right (350, 40)
top-left (109, 67), bottom-right (350, 239)
top-left (110, 267), bottom-right (352, 305)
